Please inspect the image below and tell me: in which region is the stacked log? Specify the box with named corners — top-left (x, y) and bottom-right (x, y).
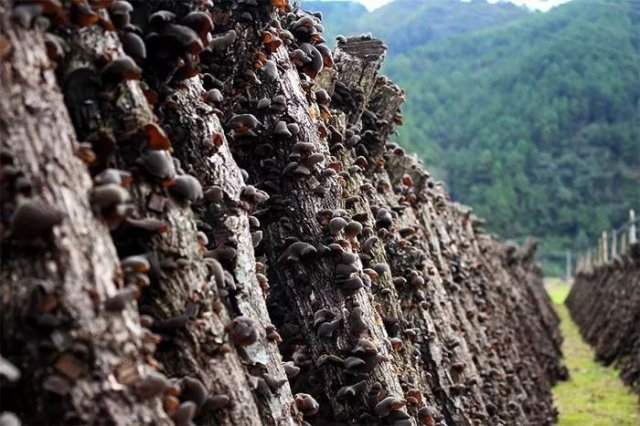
top-left (0, 1), bottom-right (565, 425)
top-left (566, 244), bottom-right (640, 393)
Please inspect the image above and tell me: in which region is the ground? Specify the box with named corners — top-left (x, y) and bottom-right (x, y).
top-left (546, 279), bottom-right (640, 425)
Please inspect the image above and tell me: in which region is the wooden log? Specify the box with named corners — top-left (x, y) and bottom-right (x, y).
top-left (566, 235), bottom-right (640, 394)
top-left (54, 10), bottom-right (264, 426)
top-left (0, 5), bottom-right (168, 423)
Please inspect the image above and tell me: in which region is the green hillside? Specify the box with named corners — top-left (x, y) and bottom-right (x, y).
top-left (301, 0), bottom-right (369, 41)
top-left (303, 0), bottom-right (529, 52)
top-left (304, 0), bottom-right (640, 274)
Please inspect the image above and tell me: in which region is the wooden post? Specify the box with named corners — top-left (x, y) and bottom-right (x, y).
top-left (620, 232), bottom-right (627, 255)
top-left (565, 250), bottom-right (572, 280)
top-left (601, 231), bottom-right (608, 264)
top-left (630, 209), bottom-right (637, 245)
top-left (611, 230), bottom-right (617, 258)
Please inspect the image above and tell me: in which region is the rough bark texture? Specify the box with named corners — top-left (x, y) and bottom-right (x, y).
top-left (1, 0), bottom-right (565, 425)
top-left (566, 243), bottom-right (640, 393)
top-left (0, 2), bottom-right (168, 423)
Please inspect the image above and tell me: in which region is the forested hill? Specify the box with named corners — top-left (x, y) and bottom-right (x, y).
top-left (301, 0), bottom-right (368, 42)
top-left (304, 0), bottom-right (529, 52)
top-left (304, 0), bottom-right (640, 274)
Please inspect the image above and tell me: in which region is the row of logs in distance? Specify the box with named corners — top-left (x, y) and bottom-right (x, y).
top-left (566, 242), bottom-right (640, 394)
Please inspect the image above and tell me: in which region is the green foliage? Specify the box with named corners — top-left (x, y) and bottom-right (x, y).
top-left (308, 0), bottom-right (640, 272)
top-left (301, 0), bottom-right (368, 41)
top-left (303, 0), bottom-right (528, 50)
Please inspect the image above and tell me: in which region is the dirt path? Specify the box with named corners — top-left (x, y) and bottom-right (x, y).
top-left (547, 280), bottom-right (640, 425)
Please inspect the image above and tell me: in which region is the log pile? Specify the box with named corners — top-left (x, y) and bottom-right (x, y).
top-left (0, 0), bottom-right (565, 424)
top-left (566, 244), bottom-right (640, 393)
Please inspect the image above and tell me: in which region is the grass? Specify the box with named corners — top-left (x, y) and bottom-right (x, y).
top-left (546, 278), bottom-right (640, 425)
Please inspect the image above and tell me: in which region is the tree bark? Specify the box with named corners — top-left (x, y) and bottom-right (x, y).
top-left (0, 3), bottom-right (168, 423)
top-left (54, 13), bottom-right (280, 426)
